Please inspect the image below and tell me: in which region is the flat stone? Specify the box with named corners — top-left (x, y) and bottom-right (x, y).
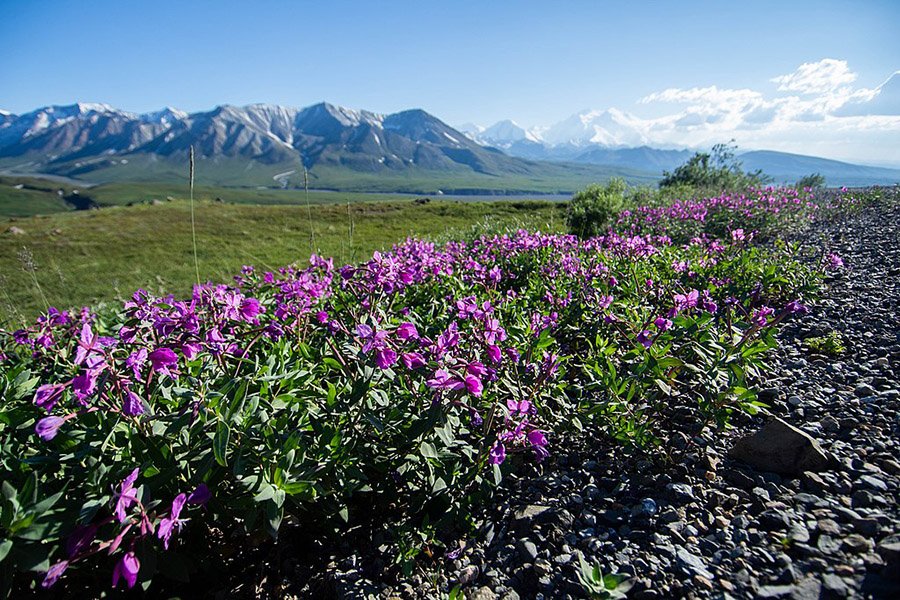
top-left (518, 540), bottom-right (538, 562)
top-left (821, 573), bottom-right (850, 597)
top-left (729, 417), bottom-right (837, 475)
top-left (759, 509), bottom-right (792, 530)
top-left (512, 505), bottom-right (551, 524)
top-left (877, 535), bottom-right (900, 580)
top-left (757, 584), bottom-right (793, 598)
top-left (794, 578), bottom-right (825, 600)
top-left (817, 519), bottom-right (841, 536)
top-left (470, 587), bottom-right (497, 600)
top-left (842, 534), bottom-right (873, 553)
top-left (458, 565), bottom-right (479, 585)
top-left (859, 475), bottom-right (889, 492)
top-left (675, 548), bottom-right (714, 580)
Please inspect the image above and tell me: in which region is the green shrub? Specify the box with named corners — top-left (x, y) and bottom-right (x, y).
top-left (566, 178), bottom-right (628, 238)
top-left (659, 142), bottom-right (768, 193)
top-left (796, 173), bottom-right (826, 190)
top-left (804, 331), bottom-right (845, 356)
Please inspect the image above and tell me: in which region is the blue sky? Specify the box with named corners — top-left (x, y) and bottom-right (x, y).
top-left (1, 0), bottom-right (898, 163)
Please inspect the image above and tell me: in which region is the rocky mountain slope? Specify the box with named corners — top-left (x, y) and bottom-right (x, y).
top-left (0, 102), bottom-right (651, 191)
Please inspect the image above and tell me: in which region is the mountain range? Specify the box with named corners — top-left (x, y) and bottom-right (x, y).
top-left (1, 102), bottom-right (898, 191)
top-left (459, 115), bottom-right (900, 185)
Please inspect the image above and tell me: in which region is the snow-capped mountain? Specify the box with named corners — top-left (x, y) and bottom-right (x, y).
top-left (539, 108), bottom-right (647, 147)
top-left (0, 101), bottom-right (610, 185)
top-left (465, 120), bottom-right (541, 148)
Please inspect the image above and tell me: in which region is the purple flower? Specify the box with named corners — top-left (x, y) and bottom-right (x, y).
top-left (752, 306), bottom-right (775, 327)
top-left (123, 390), bottom-right (144, 416)
top-left (356, 323), bottom-right (374, 339)
top-left (34, 383), bottom-right (65, 412)
top-left (74, 323), bottom-right (101, 366)
top-left (506, 398), bottom-right (531, 415)
top-left (35, 416), bottom-right (65, 441)
top-left (239, 297), bottom-right (263, 321)
top-left (187, 483), bottom-right (211, 506)
top-left (824, 252), bottom-right (844, 270)
top-left (637, 330), bottom-right (653, 349)
top-left (375, 348), bottom-right (398, 369)
top-left (157, 493), bottom-right (187, 550)
top-left (785, 300), bottom-right (808, 315)
top-left (112, 551), bottom-right (140, 589)
top-left (466, 361), bottom-right (487, 377)
top-left (654, 317), bottom-right (673, 332)
top-left (486, 344), bottom-right (502, 364)
top-left (396, 322), bottom-right (419, 341)
top-left (41, 560), bottom-right (69, 588)
top-left (148, 347), bottom-right (178, 375)
top-left (180, 342), bottom-right (201, 360)
top-left (115, 468), bottom-right (140, 523)
top-left (527, 429), bottom-right (550, 462)
top-left (464, 375), bottom-right (483, 397)
top-left (72, 369), bottom-right (98, 402)
top-left (488, 443), bottom-right (506, 465)
top-left (426, 369), bottom-right (464, 391)
top-left (401, 352), bottom-right (427, 369)
top-left (125, 348), bottom-right (148, 379)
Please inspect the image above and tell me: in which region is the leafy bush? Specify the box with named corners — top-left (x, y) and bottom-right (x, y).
top-left (796, 173), bottom-right (826, 190)
top-left (659, 142), bottom-right (768, 193)
top-left (0, 186), bottom-right (839, 592)
top-left (804, 331), bottom-right (845, 356)
top-left (566, 178), bottom-right (628, 238)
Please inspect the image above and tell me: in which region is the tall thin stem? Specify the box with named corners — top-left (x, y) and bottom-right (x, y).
top-left (304, 167), bottom-right (314, 253)
top-left (189, 145), bottom-right (201, 287)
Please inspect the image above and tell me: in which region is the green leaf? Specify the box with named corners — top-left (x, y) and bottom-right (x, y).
top-left (213, 421), bottom-right (230, 466)
top-left (420, 441), bottom-right (438, 460)
top-left (0, 539), bottom-right (12, 562)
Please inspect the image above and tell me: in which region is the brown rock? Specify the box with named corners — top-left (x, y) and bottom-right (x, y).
top-left (729, 417), bottom-right (837, 475)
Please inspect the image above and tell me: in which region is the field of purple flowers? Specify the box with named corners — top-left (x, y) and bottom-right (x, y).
top-left (0, 185), bottom-right (885, 593)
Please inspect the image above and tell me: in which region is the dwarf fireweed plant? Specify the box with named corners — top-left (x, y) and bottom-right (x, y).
top-left (0, 186), bottom-right (855, 591)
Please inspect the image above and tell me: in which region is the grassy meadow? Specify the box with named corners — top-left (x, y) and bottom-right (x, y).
top-left (0, 198), bottom-right (566, 322)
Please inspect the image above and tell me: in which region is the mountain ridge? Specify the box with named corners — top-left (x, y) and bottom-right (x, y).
top-left (1, 102), bottom-right (898, 189)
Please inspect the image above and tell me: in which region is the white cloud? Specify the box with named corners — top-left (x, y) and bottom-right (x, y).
top-left (640, 86), bottom-right (763, 110)
top-left (834, 72), bottom-right (900, 116)
top-left (771, 58), bottom-right (857, 95)
top-left (625, 59), bottom-right (900, 165)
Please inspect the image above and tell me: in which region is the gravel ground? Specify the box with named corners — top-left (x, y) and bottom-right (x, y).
top-left (193, 198), bottom-right (900, 600)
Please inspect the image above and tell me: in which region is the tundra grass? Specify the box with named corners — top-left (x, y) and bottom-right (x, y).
top-left (0, 199), bottom-right (565, 322)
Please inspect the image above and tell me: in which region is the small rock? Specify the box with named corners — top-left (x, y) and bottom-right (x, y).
top-left (821, 573), bottom-right (849, 597)
top-left (513, 505), bottom-right (551, 524)
top-left (469, 586), bottom-right (497, 600)
top-left (858, 475), bottom-right (889, 492)
top-left (518, 540), bottom-right (538, 562)
top-left (666, 483), bottom-right (695, 502)
top-left (842, 534), bottom-right (872, 554)
top-left (759, 509), bottom-right (792, 530)
top-left (729, 417), bottom-right (837, 475)
top-left (5, 226), bottom-right (25, 235)
top-left (817, 519), bottom-right (841, 536)
top-left (876, 535), bottom-right (900, 580)
top-left (675, 548), bottom-right (714, 580)
top-left (882, 459), bottom-right (900, 476)
top-left (458, 565), bottom-right (479, 585)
